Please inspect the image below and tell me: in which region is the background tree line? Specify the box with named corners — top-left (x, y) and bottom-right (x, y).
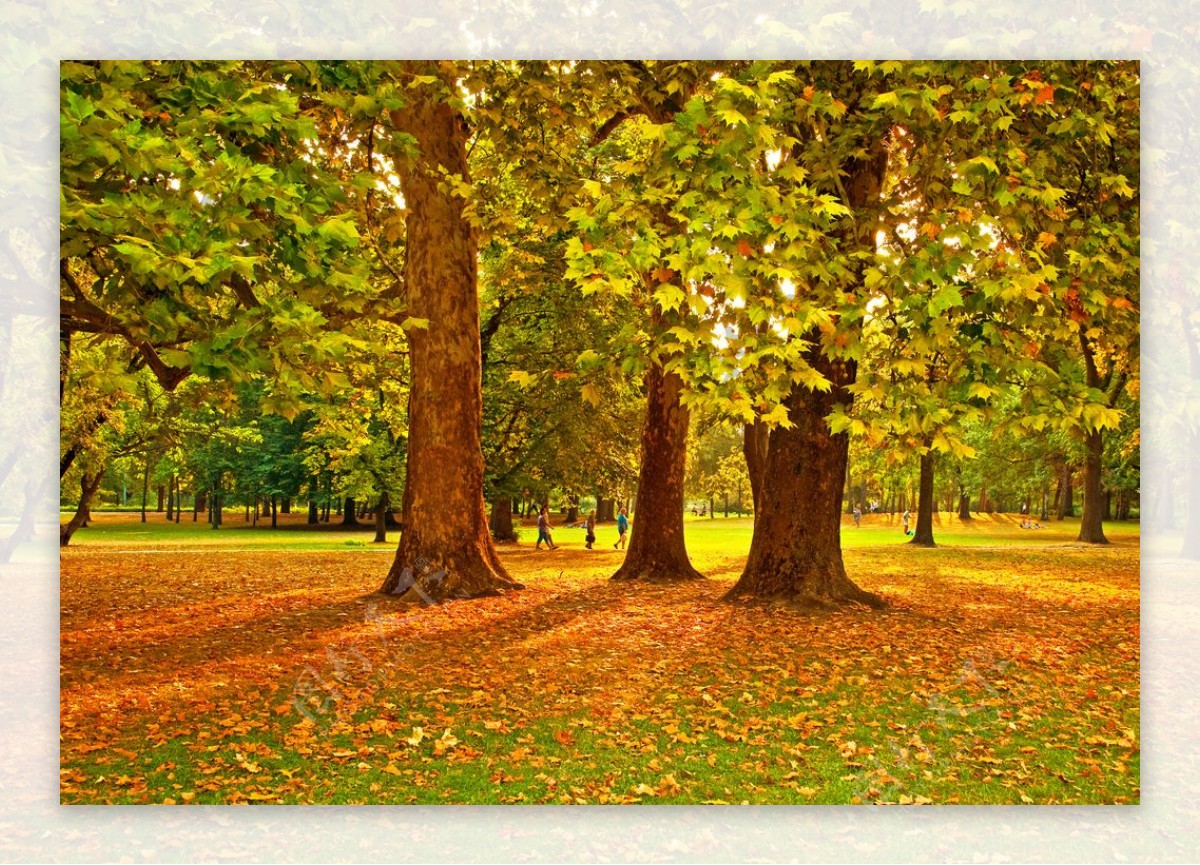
top-left (60, 59), bottom-right (1139, 604)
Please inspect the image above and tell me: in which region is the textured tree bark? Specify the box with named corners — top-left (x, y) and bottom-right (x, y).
top-left (743, 419), bottom-right (769, 513)
top-left (380, 70), bottom-right (521, 601)
top-left (612, 363), bottom-right (703, 582)
top-left (910, 448), bottom-right (936, 546)
top-left (341, 496), bottom-right (359, 527)
top-left (1077, 430), bottom-right (1109, 544)
top-left (726, 349), bottom-right (883, 607)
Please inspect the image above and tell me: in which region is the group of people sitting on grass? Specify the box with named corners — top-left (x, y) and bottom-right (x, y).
top-left (535, 505), bottom-right (629, 551)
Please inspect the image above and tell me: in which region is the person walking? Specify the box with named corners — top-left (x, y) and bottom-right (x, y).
top-left (853, 505), bottom-right (862, 527)
top-left (614, 506), bottom-right (629, 550)
top-left (585, 509), bottom-right (596, 549)
top-left (536, 505), bottom-right (557, 550)
top-left (901, 508), bottom-right (911, 536)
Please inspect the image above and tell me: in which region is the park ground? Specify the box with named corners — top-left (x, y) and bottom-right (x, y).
top-left (59, 511), bottom-right (1139, 805)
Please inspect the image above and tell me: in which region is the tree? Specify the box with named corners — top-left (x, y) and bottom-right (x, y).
top-left (566, 60), bottom-right (716, 582)
top-left (378, 63), bottom-right (521, 600)
top-left (996, 61), bottom-right (1140, 544)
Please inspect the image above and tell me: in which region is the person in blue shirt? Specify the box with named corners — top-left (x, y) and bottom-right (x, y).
top-left (614, 506), bottom-right (629, 550)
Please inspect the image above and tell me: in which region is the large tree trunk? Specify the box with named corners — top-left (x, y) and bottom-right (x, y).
top-left (380, 73), bottom-right (520, 601)
top-left (612, 363), bottom-right (703, 582)
top-left (60, 469), bottom-right (105, 547)
top-left (1077, 430), bottom-right (1109, 543)
top-left (910, 447), bottom-right (936, 546)
top-left (725, 129), bottom-right (888, 607)
top-left (743, 419), bottom-right (769, 513)
top-left (341, 496), bottom-right (359, 527)
top-left (726, 351), bottom-right (883, 608)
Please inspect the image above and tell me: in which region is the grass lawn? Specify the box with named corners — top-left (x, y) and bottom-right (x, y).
top-left (59, 511), bottom-right (1139, 805)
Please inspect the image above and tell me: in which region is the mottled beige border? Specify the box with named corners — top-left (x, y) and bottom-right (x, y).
top-left (3, 1), bottom-right (1191, 861)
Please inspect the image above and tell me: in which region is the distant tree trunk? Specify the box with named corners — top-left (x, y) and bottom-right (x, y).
top-left (490, 495), bottom-right (515, 541)
top-left (1102, 489), bottom-right (1113, 521)
top-left (380, 74), bottom-right (521, 601)
top-left (723, 493), bottom-right (729, 518)
top-left (1077, 431), bottom-right (1108, 543)
top-left (566, 495), bottom-right (579, 524)
top-left (374, 493), bottom-right (389, 543)
top-left (60, 469), bottom-right (105, 547)
top-left (166, 476), bottom-right (175, 521)
top-left (910, 447), bottom-right (936, 546)
top-left (308, 478), bottom-right (319, 525)
top-left (140, 458), bottom-right (150, 523)
top-left (726, 348), bottom-right (884, 608)
top-left (743, 419), bottom-right (769, 512)
top-left (596, 496), bottom-right (614, 522)
top-left (612, 363), bottom-right (703, 582)
top-left (193, 491), bottom-right (204, 522)
top-left (957, 468), bottom-right (972, 521)
top-left (1040, 483), bottom-right (1050, 522)
top-left (1117, 490), bottom-right (1132, 521)
top-left (281, 497), bottom-right (291, 514)
top-left (212, 482), bottom-right (223, 528)
top-left (1056, 464), bottom-right (1074, 520)
top-left (271, 496), bottom-right (278, 529)
top-left (341, 496), bottom-right (359, 527)
top-left (709, 494), bottom-right (715, 519)
top-left (155, 484), bottom-right (164, 513)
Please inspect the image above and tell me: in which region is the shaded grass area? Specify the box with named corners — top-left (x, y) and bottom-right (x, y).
top-left (60, 513), bottom-right (1139, 805)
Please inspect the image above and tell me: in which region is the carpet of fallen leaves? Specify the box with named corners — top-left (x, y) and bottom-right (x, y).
top-left (60, 520), bottom-right (1139, 805)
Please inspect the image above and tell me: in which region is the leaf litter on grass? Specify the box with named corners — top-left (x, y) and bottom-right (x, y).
top-left (60, 531), bottom-right (1139, 804)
